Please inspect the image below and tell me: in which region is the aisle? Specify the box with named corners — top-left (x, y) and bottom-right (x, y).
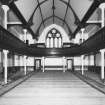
top-left (0, 71), bottom-right (105, 105)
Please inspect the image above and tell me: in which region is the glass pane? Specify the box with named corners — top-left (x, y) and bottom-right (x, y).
top-left (55, 38), bottom-right (58, 48)
top-left (59, 38), bottom-right (62, 48)
top-left (56, 33), bottom-right (60, 37)
top-left (52, 29), bottom-right (56, 34)
top-left (48, 33), bottom-right (52, 37)
top-left (50, 38), bottom-right (53, 48)
top-left (46, 38), bottom-right (49, 48)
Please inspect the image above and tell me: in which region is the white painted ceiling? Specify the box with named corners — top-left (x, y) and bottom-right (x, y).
top-left (13, 0), bottom-right (94, 36)
top-left (1, 0), bottom-right (101, 39)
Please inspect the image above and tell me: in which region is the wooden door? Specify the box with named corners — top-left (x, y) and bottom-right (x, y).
top-left (35, 59), bottom-right (41, 71)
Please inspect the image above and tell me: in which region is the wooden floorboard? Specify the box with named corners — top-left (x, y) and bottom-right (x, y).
top-left (75, 71), bottom-right (105, 94)
top-left (0, 71), bottom-right (105, 105)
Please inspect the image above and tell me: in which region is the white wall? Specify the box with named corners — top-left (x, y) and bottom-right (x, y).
top-left (38, 24), bottom-right (70, 70)
top-left (45, 58), bottom-right (63, 66)
top-left (38, 24), bottom-right (70, 44)
top-left (44, 57), bottom-right (64, 71)
top-left (96, 53), bottom-right (101, 66)
top-left (74, 57), bottom-right (81, 66)
top-left (27, 57), bottom-right (34, 66)
top-left (88, 55), bottom-right (94, 66)
top-left (27, 33), bottom-right (35, 44)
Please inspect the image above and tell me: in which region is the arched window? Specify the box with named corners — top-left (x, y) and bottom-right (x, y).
top-left (46, 28), bottom-right (62, 48)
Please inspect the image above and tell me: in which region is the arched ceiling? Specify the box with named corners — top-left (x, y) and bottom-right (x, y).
top-left (1, 0), bottom-right (104, 40)
top-left (15, 0), bottom-right (93, 38)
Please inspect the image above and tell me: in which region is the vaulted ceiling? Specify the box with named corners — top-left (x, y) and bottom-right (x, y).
top-left (0, 0), bottom-right (104, 40)
top-left (14, 0), bottom-right (93, 38)
top-left (0, 0), bottom-right (105, 57)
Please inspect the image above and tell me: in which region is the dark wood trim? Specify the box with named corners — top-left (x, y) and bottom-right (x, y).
top-left (71, 1), bottom-right (101, 38)
top-left (9, 2), bottom-right (35, 38)
top-left (1, 24), bottom-right (105, 57)
top-left (44, 66), bottom-right (64, 68)
top-left (34, 59), bottom-right (41, 70)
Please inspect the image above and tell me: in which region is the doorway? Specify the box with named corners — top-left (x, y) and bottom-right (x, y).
top-left (34, 59), bottom-right (41, 71)
top-left (67, 59), bottom-right (73, 71)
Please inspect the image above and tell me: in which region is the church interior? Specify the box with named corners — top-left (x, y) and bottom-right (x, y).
top-left (0, 0), bottom-right (105, 105)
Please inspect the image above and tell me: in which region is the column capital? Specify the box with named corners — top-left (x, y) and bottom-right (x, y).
top-left (23, 29), bottom-right (27, 33)
top-left (3, 50), bottom-right (9, 54)
top-left (100, 49), bottom-right (105, 53)
top-left (99, 3), bottom-right (105, 9)
top-left (42, 56), bottom-right (45, 72)
top-left (81, 28), bottom-right (85, 43)
top-left (2, 5), bottom-right (9, 12)
top-left (81, 28), bottom-right (85, 32)
top-left (24, 55), bottom-right (27, 58)
top-left (63, 56), bottom-right (65, 59)
top-left (81, 55), bottom-right (85, 59)
top-left (42, 56), bottom-right (45, 60)
top-left (23, 29), bottom-right (28, 43)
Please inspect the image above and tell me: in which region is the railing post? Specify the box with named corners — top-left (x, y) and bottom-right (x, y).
top-left (81, 28), bottom-right (85, 75)
top-left (42, 57), bottom-right (45, 72)
top-left (100, 50), bottom-right (105, 81)
top-left (99, 3), bottom-right (105, 82)
top-left (3, 50), bottom-right (9, 84)
top-left (63, 57), bottom-right (66, 72)
top-left (2, 5), bottom-right (9, 84)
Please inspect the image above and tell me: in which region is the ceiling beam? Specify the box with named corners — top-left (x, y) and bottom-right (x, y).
top-left (60, 0), bottom-right (104, 39)
top-left (2, 0), bottom-right (102, 40)
top-left (1, 23), bottom-right (105, 57)
top-left (60, 0), bottom-right (80, 26)
top-left (1, 0), bottom-right (36, 39)
top-left (34, 15), bottom-right (72, 39)
top-left (28, 0), bottom-right (48, 26)
top-left (62, 0), bottom-right (70, 26)
top-left (55, 15), bottom-right (72, 36)
top-left (36, 0), bottom-right (45, 27)
top-left (52, 0), bottom-right (55, 24)
top-left (85, 23), bottom-right (101, 27)
top-left (71, 0), bottom-right (102, 38)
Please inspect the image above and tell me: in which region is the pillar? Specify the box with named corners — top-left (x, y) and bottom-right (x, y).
top-left (2, 5), bottom-right (9, 84)
top-left (0, 50), bottom-right (3, 72)
top-left (63, 57), bottom-right (66, 72)
top-left (100, 50), bottom-right (105, 81)
top-left (23, 29), bottom-right (27, 75)
top-left (42, 57), bottom-right (45, 72)
top-left (2, 5), bottom-right (9, 29)
top-left (81, 28), bottom-right (85, 75)
top-left (81, 28), bottom-right (85, 43)
top-left (99, 3), bottom-right (105, 81)
top-left (23, 29), bottom-right (27, 43)
top-left (99, 3), bottom-right (105, 28)
top-left (3, 50), bottom-right (8, 84)
top-left (81, 55), bottom-right (84, 75)
top-left (24, 55), bottom-right (27, 75)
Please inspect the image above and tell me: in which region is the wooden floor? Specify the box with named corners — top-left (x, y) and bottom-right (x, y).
top-left (0, 71), bottom-right (105, 105)
top-left (84, 71), bottom-right (103, 83)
